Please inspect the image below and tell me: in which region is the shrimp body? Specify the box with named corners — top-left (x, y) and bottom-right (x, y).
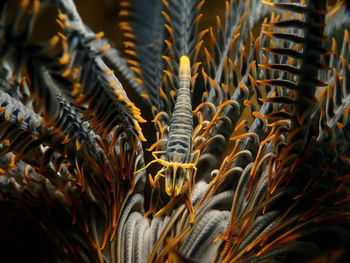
top-left (135, 56), bottom-right (199, 203)
top-left (164, 56), bottom-right (194, 196)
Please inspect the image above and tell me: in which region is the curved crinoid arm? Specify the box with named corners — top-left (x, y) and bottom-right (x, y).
top-left (0, 88), bottom-right (46, 163)
top-left (0, 68), bottom-right (91, 177)
top-left (0, 0), bottom-right (113, 181)
top-left (40, 0), bottom-right (146, 144)
top-left (163, 0), bottom-right (204, 62)
top-left (0, 77), bottom-right (105, 193)
top-left (103, 45), bottom-right (153, 108)
top-left (265, 0), bottom-right (327, 131)
top-left (118, 0), bottom-right (166, 108)
top-left (258, 0), bottom-right (329, 169)
top-left (158, 0), bottom-right (205, 114)
top-left (0, 87), bottom-right (71, 171)
top-left (27, 63), bottom-right (105, 158)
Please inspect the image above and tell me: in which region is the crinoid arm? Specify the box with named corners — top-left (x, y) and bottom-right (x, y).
top-left (154, 197), bottom-right (179, 218)
top-left (154, 186), bottom-right (195, 224)
top-left (144, 176), bottom-right (160, 218)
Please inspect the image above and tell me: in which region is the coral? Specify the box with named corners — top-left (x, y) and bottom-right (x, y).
top-left (0, 0), bottom-right (350, 262)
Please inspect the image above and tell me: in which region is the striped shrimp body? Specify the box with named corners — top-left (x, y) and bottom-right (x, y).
top-left (163, 55), bottom-right (199, 196)
top-left (135, 56), bottom-right (200, 214)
